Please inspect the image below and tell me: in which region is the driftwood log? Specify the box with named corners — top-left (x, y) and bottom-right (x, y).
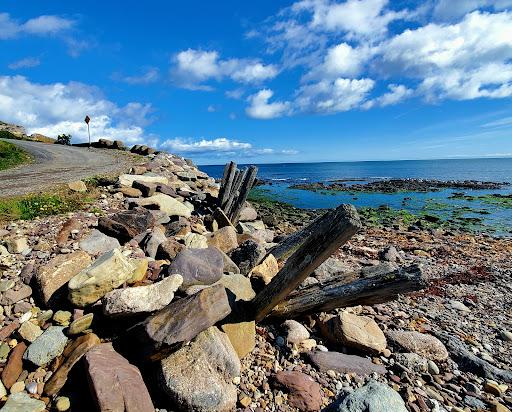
top-left (267, 213), bottom-right (324, 262)
top-left (250, 204), bottom-right (362, 322)
top-left (268, 264), bottom-right (426, 319)
top-left (217, 162), bottom-right (258, 224)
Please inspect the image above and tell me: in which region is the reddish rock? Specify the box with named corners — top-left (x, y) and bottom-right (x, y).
top-left (273, 371), bottom-right (322, 411)
top-left (305, 351), bottom-right (386, 375)
top-left (84, 343), bottom-right (154, 412)
top-left (0, 321), bottom-right (19, 341)
top-left (2, 342), bottom-right (27, 389)
top-left (56, 218), bottom-right (81, 246)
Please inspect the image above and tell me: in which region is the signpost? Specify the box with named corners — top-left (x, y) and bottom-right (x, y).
top-left (84, 115), bottom-right (91, 148)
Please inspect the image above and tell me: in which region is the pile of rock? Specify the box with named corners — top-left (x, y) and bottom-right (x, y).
top-left (0, 148), bottom-right (510, 412)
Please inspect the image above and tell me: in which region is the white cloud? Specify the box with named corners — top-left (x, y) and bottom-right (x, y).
top-left (304, 0), bottom-right (410, 40)
top-left (225, 88), bottom-right (245, 99)
top-left (8, 57), bottom-right (41, 70)
top-left (112, 68), bottom-right (160, 85)
top-left (207, 105), bottom-right (217, 112)
top-left (363, 84), bottom-right (414, 108)
top-left (246, 89), bottom-right (291, 119)
top-left (380, 11), bottom-right (512, 76)
top-left (295, 77), bottom-right (375, 113)
top-left (433, 0), bottom-right (512, 20)
top-left (304, 42), bottom-right (374, 80)
top-left (419, 63), bottom-right (512, 100)
top-left (0, 75), bottom-right (155, 145)
top-left (0, 13), bottom-right (73, 39)
top-left (159, 137), bottom-right (297, 157)
top-left (172, 49), bottom-right (278, 89)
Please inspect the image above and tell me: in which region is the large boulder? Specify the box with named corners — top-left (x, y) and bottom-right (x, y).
top-left (320, 312), bottom-right (387, 354)
top-left (329, 380), bottom-right (407, 412)
top-left (118, 173), bottom-right (168, 187)
top-left (103, 274), bottom-right (183, 317)
top-left (168, 247), bottom-right (224, 290)
top-left (129, 193), bottom-right (192, 217)
top-left (98, 208), bottom-right (155, 244)
top-left (159, 327), bottom-right (240, 412)
top-left (132, 285), bottom-right (232, 355)
top-left (79, 229), bottom-right (120, 256)
top-left (386, 330), bottom-right (449, 361)
top-left (206, 226), bottom-right (238, 254)
top-left (35, 251), bottom-right (92, 306)
top-left (68, 249), bottom-right (148, 307)
top-left (84, 343), bottom-right (154, 412)
top-left (239, 204), bottom-right (258, 222)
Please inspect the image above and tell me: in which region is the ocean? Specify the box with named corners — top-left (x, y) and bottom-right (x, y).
top-left (199, 158), bottom-right (512, 235)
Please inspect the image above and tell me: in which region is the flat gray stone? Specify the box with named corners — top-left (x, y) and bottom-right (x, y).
top-left (23, 326), bottom-right (68, 367)
top-left (79, 229), bottom-right (120, 255)
top-left (168, 247), bottom-right (224, 290)
top-left (330, 380), bottom-right (407, 412)
top-left (0, 392), bottom-right (45, 412)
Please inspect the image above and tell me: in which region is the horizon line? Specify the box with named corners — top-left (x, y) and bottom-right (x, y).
top-left (195, 155), bottom-right (512, 167)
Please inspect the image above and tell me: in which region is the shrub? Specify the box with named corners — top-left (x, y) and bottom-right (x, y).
top-left (56, 134), bottom-right (72, 145)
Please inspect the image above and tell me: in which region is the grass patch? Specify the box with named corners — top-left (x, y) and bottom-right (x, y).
top-left (0, 188), bottom-right (99, 222)
top-left (0, 140), bottom-right (31, 171)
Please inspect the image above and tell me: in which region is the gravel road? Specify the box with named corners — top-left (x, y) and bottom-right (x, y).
top-left (0, 139), bottom-right (136, 197)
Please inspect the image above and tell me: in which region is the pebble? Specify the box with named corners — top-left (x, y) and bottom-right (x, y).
top-left (449, 300), bottom-right (471, 312)
top-left (10, 381), bottom-right (25, 394)
top-left (56, 396), bottom-right (71, 411)
top-left (26, 381), bottom-right (37, 394)
top-left (500, 330), bottom-right (512, 342)
top-left (428, 360), bottom-right (440, 375)
top-left (53, 310), bottom-right (72, 326)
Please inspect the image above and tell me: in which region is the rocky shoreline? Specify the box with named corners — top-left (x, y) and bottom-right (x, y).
top-left (288, 178), bottom-right (509, 193)
top-left (0, 151), bottom-right (510, 412)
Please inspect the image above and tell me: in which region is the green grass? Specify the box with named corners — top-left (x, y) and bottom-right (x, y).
top-left (0, 140), bottom-right (31, 171)
top-left (0, 189), bottom-right (99, 222)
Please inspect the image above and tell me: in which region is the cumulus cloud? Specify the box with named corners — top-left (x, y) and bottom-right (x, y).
top-left (302, 0), bottom-right (410, 40)
top-left (8, 57), bottom-right (41, 70)
top-left (295, 77), bottom-right (375, 113)
top-left (171, 49), bottom-right (278, 90)
top-left (304, 42), bottom-right (374, 80)
top-left (246, 89), bottom-right (291, 119)
top-left (0, 75), bottom-right (155, 145)
top-left (159, 137), bottom-right (297, 157)
top-left (0, 13), bottom-right (73, 39)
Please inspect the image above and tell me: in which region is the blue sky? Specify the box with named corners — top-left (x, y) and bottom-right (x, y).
top-left (1, 0), bottom-right (511, 164)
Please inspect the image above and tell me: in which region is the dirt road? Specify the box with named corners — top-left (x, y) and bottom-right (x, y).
top-left (0, 139), bottom-right (136, 197)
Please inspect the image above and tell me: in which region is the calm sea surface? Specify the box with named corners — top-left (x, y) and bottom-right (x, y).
top-left (199, 158), bottom-right (512, 235)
